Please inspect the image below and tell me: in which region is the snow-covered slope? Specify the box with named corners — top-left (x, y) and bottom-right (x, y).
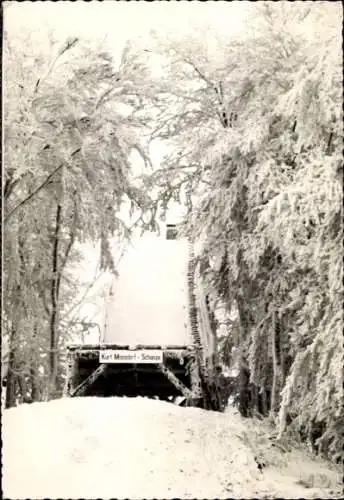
top-left (3, 397), bottom-right (341, 499)
top-left (102, 232), bottom-right (191, 347)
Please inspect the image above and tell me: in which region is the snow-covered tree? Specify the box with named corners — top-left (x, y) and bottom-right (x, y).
top-left (3, 28), bottom-right (153, 405)
top-left (138, 1), bottom-right (343, 461)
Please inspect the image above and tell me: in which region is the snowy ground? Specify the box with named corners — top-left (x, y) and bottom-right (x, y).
top-left (103, 234), bottom-right (191, 346)
top-left (2, 397), bottom-right (342, 499)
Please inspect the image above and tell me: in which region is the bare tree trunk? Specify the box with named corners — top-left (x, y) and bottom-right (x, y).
top-left (270, 310), bottom-right (278, 414)
top-left (30, 366), bottom-right (40, 401)
top-left (5, 327), bottom-right (17, 409)
top-left (279, 316), bottom-right (287, 389)
top-left (252, 383), bottom-right (259, 415)
top-left (236, 293), bottom-right (252, 417)
top-left (5, 234), bottom-right (26, 408)
top-left (238, 359), bottom-right (250, 417)
top-left (48, 188), bottom-right (77, 399)
top-left (30, 325), bottom-right (40, 401)
top-left (261, 389), bottom-right (268, 416)
top-left (49, 201), bottom-right (62, 398)
top-left (17, 375), bottom-right (27, 403)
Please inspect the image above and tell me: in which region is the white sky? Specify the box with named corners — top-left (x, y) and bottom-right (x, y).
top-left (4, 1), bottom-right (250, 55)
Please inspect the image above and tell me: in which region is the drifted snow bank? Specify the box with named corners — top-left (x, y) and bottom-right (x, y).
top-left (3, 397), bottom-right (342, 499)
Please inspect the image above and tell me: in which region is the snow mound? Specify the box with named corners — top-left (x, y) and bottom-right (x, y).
top-left (2, 397), bottom-right (342, 499)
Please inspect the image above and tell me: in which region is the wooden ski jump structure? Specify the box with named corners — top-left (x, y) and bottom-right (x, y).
top-left (64, 226), bottom-right (222, 410)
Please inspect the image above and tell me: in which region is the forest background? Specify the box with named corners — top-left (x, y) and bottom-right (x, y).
top-left (2, 1), bottom-right (343, 463)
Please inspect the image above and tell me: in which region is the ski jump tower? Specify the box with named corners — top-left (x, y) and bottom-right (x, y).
top-left (65, 224), bottom-right (219, 408)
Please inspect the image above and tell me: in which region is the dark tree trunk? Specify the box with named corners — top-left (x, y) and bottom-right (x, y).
top-left (5, 329), bottom-right (17, 409)
top-left (17, 375), bottom-right (27, 403)
top-left (29, 324), bottom-right (40, 401)
top-left (270, 311), bottom-right (278, 413)
top-left (49, 202), bottom-right (62, 398)
top-left (236, 292), bottom-right (253, 418)
top-left (30, 362), bottom-right (40, 402)
top-left (261, 389), bottom-right (269, 416)
top-left (238, 363), bottom-right (250, 417)
top-left (251, 383), bottom-right (259, 414)
top-left (6, 236), bottom-right (26, 408)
